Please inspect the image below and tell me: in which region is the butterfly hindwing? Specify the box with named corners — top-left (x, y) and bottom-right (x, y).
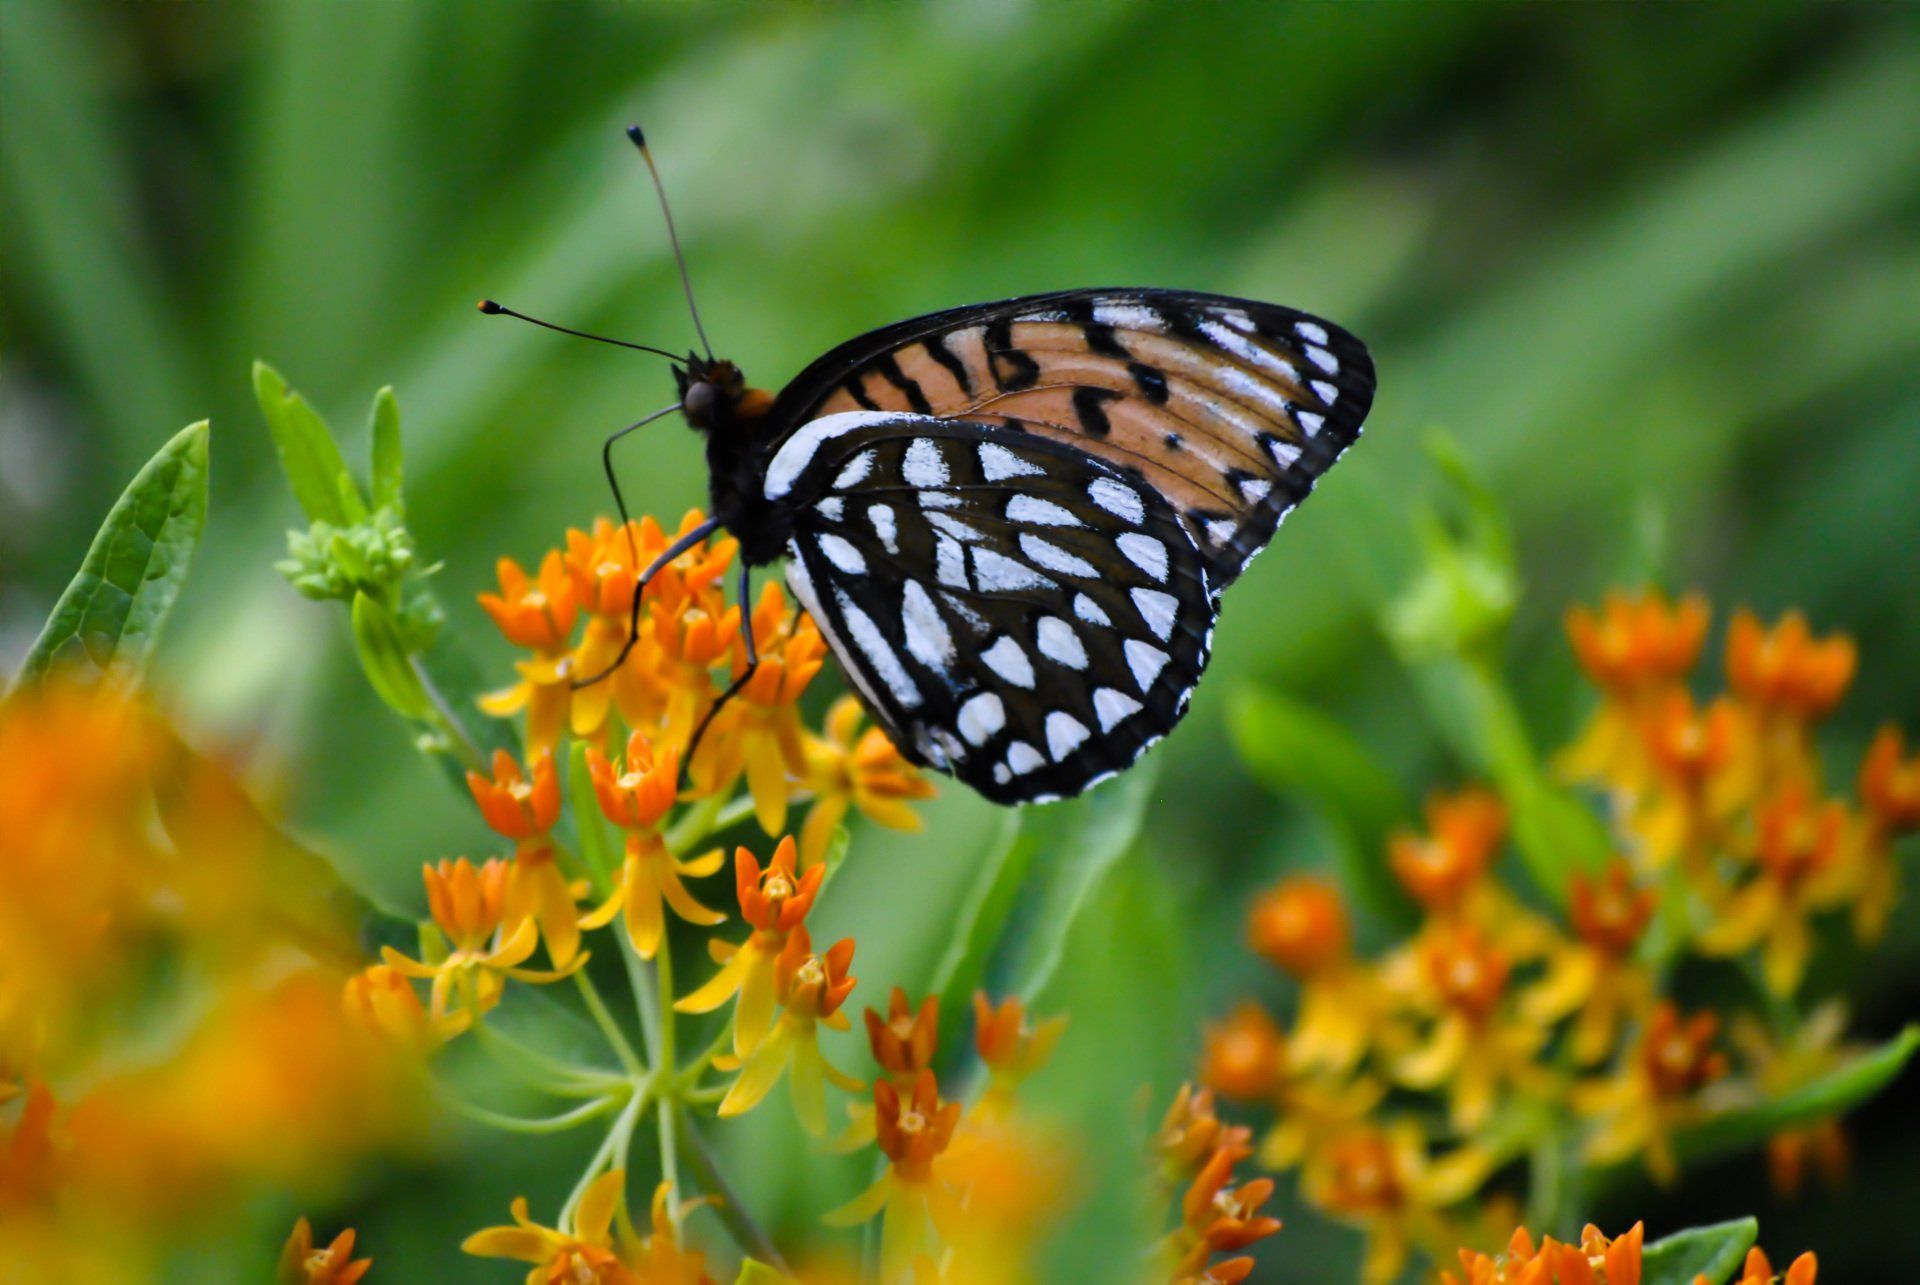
top-left (764, 288), bottom-right (1373, 593)
top-left (767, 412), bottom-right (1215, 804)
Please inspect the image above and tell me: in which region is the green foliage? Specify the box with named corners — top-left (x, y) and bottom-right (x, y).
top-left (1229, 684), bottom-right (1414, 924)
top-left (927, 765), bottom-right (1156, 1065)
top-left (15, 421), bottom-right (208, 689)
top-left (1641, 1219), bottom-right (1758, 1285)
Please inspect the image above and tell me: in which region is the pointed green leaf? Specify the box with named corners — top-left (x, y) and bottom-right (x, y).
top-left (929, 764), bottom-right (1156, 1062)
top-left (252, 360), bottom-right (364, 525)
top-left (1229, 685), bottom-right (1415, 924)
top-left (1677, 1025), bottom-right (1919, 1165)
top-left (350, 591), bottom-right (431, 720)
top-left (369, 385), bottom-right (405, 517)
top-left (15, 421), bottom-right (209, 688)
top-left (1640, 1218), bottom-right (1757, 1285)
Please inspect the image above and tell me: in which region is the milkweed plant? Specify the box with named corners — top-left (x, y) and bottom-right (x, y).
top-left (3, 370), bottom-right (1912, 1283)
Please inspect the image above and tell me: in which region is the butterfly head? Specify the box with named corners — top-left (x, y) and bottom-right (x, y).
top-left (676, 354), bottom-right (773, 434)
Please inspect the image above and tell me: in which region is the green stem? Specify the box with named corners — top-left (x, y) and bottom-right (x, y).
top-left (443, 1091), bottom-right (622, 1135)
top-left (677, 1021), bottom-right (735, 1090)
top-left (576, 970), bottom-right (645, 1077)
top-left (622, 933), bottom-right (662, 1065)
top-left (664, 790), bottom-right (728, 855)
top-left (475, 1021), bottom-right (625, 1097)
top-left (655, 923), bottom-right (686, 1227)
top-left (678, 1112), bottom-right (789, 1270)
top-left (562, 1087), bottom-right (648, 1229)
top-left (409, 655), bottom-right (487, 774)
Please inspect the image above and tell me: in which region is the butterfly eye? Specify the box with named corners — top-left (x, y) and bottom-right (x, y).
top-left (683, 380), bottom-right (720, 428)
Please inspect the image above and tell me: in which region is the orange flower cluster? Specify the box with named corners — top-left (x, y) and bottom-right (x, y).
top-left (476, 511), bottom-right (932, 855)
top-left (823, 990), bottom-right (1071, 1282)
top-left (1441, 1221), bottom-right (1816, 1285)
top-left (0, 679), bottom-right (415, 1279)
top-left (464, 1171), bottom-right (716, 1285)
top-left (1152, 1085), bottom-right (1283, 1285)
top-left (1199, 593), bottom-right (1914, 1279)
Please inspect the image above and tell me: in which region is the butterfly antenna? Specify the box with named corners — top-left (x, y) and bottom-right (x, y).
top-left (627, 124), bottom-right (713, 361)
top-left (476, 300), bottom-right (684, 362)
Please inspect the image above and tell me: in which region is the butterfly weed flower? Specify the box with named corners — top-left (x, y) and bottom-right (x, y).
top-left (278, 1217), bottom-right (372, 1285)
top-left (1440, 1221), bottom-right (1645, 1285)
top-left (467, 749), bottom-right (589, 968)
top-left (1725, 1002), bottom-right (1853, 1199)
top-left (1717, 1245), bottom-right (1819, 1285)
top-left (1302, 1123), bottom-right (1487, 1285)
top-left (1388, 788), bottom-right (1508, 921)
top-left (700, 581), bottom-right (827, 836)
top-left (1560, 589), bottom-right (1711, 792)
top-left (381, 857), bottom-right (586, 1026)
top-left (1852, 724), bottom-right (1920, 940)
top-left (1697, 782), bottom-right (1853, 995)
top-left (1245, 876), bottom-right (1379, 1074)
top-left (800, 695), bottom-right (938, 868)
top-left (824, 1069), bottom-right (962, 1274)
top-left (343, 961), bottom-right (469, 1050)
top-left (1573, 1001), bottom-right (1726, 1184)
top-left (1160, 1142), bottom-right (1283, 1282)
top-left (463, 1168), bottom-right (717, 1285)
top-left (970, 992), bottom-right (1067, 1121)
top-left (717, 924), bottom-right (859, 1135)
top-left (1726, 609), bottom-right (1857, 729)
top-left (581, 732), bottom-right (725, 959)
top-left (1521, 859), bottom-right (1655, 1065)
top-left (647, 578), bottom-right (744, 785)
top-left (676, 835), bottom-right (823, 1059)
top-left (478, 550), bottom-right (580, 754)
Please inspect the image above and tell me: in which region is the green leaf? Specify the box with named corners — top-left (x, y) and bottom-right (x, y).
top-left (1678, 1024), bottom-right (1919, 1165)
top-left (15, 421), bottom-right (209, 688)
top-left (1640, 1218), bottom-right (1757, 1285)
top-left (369, 385), bottom-right (405, 517)
top-left (928, 765), bottom-right (1156, 1062)
top-left (350, 591), bottom-right (432, 720)
top-left (1228, 685), bottom-right (1415, 925)
top-left (253, 360), bottom-right (364, 526)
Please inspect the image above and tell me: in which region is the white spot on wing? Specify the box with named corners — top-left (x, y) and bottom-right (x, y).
top-left (1073, 593), bottom-right (1111, 626)
top-left (1019, 534), bottom-right (1098, 579)
top-left (1212, 362), bottom-right (1295, 420)
top-left (958, 693), bottom-right (1005, 745)
top-left (1036, 616), bottom-right (1088, 670)
top-left (765, 412), bottom-right (895, 500)
top-left (1306, 345), bottom-right (1339, 374)
top-left (1205, 519), bottom-right (1236, 546)
top-left (1295, 321), bottom-right (1329, 344)
top-left (1117, 533), bottom-right (1169, 582)
top-left (1007, 495), bottom-right (1080, 527)
top-left (992, 763), bottom-right (1012, 785)
top-left (936, 537), bottom-right (969, 590)
top-left (1296, 412), bottom-right (1325, 437)
top-left (816, 498), bottom-right (844, 522)
top-left (1045, 712), bottom-right (1090, 761)
top-left (1087, 478), bottom-right (1145, 525)
top-left (868, 503), bottom-right (898, 554)
top-left (982, 636), bottom-right (1035, 688)
top-left (1005, 741), bottom-right (1044, 775)
top-left (901, 581), bottom-right (953, 673)
top-left (835, 587), bottom-right (922, 710)
top-left (1269, 439), bottom-right (1302, 468)
top-left (1092, 302), bottom-right (1164, 331)
top-left (1200, 319), bottom-right (1303, 386)
top-left (903, 438), bottom-right (948, 488)
top-left (1311, 380), bottom-right (1340, 405)
top-left (1125, 639), bottom-right (1171, 693)
top-left (1131, 588), bottom-right (1179, 642)
top-left (919, 491), bottom-right (961, 509)
top-left (927, 512), bottom-right (986, 543)
top-left (973, 546), bottom-right (1053, 593)
top-left (1094, 687), bottom-right (1143, 732)
top-left (979, 442), bottom-right (1042, 482)
top-left (817, 533), bottom-right (867, 575)
top-left (832, 451), bottom-right (875, 491)
top-left (1237, 477), bottom-right (1272, 503)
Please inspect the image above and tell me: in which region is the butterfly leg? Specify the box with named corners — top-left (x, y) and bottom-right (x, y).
top-left (678, 560), bottom-right (759, 789)
top-left (571, 515), bottom-right (722, 688)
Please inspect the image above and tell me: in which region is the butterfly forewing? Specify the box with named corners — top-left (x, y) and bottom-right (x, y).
top-left (767, 412), bottom-right (1215, 804)
top-left (766, 289), bottom-right (1373, 592)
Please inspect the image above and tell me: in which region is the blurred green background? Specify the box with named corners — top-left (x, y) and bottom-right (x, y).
top-left (5, 1), bottom-right (1918, 1279)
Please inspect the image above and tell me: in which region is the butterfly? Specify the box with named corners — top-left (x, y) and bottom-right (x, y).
top-left (483, 130), bottom-right (1374, 806)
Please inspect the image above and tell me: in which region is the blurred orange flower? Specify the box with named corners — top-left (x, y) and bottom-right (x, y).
top-left (1246, 877), bottom-right (1379, 1074)
top-left (800, 695), bottom-right (937, 867)
top-left (279, 1218), bottom-right (372, 1285)
top-left (1715, 1246), bottom-right (1818, 1285)
top-left (1575, 1003), bottom-right (1726, 1184)
top-left (1389, 788), bottom-right (1507, 918)
top-left (382, 858), bottom-right (586, 1024)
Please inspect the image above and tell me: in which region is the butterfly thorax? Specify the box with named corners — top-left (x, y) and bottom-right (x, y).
top-left (676, 355), bottom-right (787, 564)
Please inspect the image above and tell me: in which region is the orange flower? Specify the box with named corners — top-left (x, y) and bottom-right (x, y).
top-left (1523, 860), bottom-right (1655, 1065)
top-left (1389, 788), bottom-right (1507, 917)
top-left (1565, 590), bottom-right (1709, 694)
top-left (717, 925), bottom-right (859, 1134)
top-left (467, 750), bottom-right (585, 967)
top-left (462, 1169), bottom-right (677, 1285)
top-left (478, 551), bottom-right (580, 753)
top-left (647, 577), bottom-right (742, 769)
top-left (824, 1069), bottom-right (963, 1274)
top-left (581, 733), bottom-right (723, 959)
top-left (1167, 1144), bottom-right (1282, 1278)
top-left (1246, 877), bottom-right (1378, 1074)
top-left (1200, 1003), bottom-right (1287, 1104)
top-left (1726, 610), bottom-right (1855, 723)
top-left (972, 993), bottom-right (1067, 1108)
top-left (1444, 1222), bottom-right (1643, 1285)
top-left (801, 695), bottom-right (937, 867)
top-left (279, 1217), bottom-right (371, 1285)
top-left (1154, 1084), bottom-right (1253, 1179)
top-left (381, 858), bottom-right (585, 1024)
top-left (1631, 691), bottom-right (1748, 871)
top-left (1392, 925), bottom-right (1550, 1132)
top-left (867, 988), bottom-right (940, 1081)
top-left (1575, 1003), bottom-right (1725, 1184)
top-left (1713, 1246), bottom-right (1817, 1285)
top-left (675, 836), bottom-right (823, 1058)
top-left (1854, 725), bottom-right (1920, 941)
top-left (698, 582), bottom-right (826, 834)
top-left (343, 962), bottom-right (467, 1049)
top-left (1698, 783), bottom-right (1852, 995)
top-left (1303, 1123), bottom-right (1486, 1285)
